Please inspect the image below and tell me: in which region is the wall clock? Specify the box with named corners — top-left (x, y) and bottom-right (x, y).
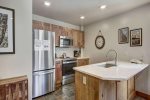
top-left (95, 31), bottom-right (105, 49)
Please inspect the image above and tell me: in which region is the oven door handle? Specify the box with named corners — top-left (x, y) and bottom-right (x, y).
top-left (63, 61), bottom-right (77, 64)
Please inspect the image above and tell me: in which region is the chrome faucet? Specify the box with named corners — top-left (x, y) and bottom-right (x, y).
top-left (106, 49), bottom-right (118, 66)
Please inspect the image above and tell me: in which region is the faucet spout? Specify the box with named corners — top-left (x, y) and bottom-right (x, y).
top-left (106, 49), bottom-right (118, 66)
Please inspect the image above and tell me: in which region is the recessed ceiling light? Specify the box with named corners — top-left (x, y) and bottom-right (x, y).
top-left (44, 1), bottom-right (51, 6)
top-left (100, 5), bottom-right (107, 9)
top-left (80, 16), bottom-right (85, 19)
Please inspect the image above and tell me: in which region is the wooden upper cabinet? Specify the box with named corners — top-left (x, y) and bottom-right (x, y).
top-left (78, 31), bottom-right (84, 48)
top-left (33, 20), bottom-right (84, 48)
top-left (72, 30), bottom-right (79, 47)
top-left (66, 28), bottom-right (73, 38)
top-left (60, 27), bottom-right (72, 38)
top-left (52, 25), bottom-right (61, 47)
top-left (33, 20), bottom-right (44, 30)
top-left (43, 23), bottom-right (52, 31)
top-left (72, 30), bottom-right (84, 48)
top-left (32, 20), bottom-right (52, 31)
top-left (52, 25), bottom-right (73, 47)
top-left (61, 27), bottom-right (68, 36)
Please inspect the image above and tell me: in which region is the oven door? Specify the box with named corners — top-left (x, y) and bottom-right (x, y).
top-left (62, 61), bottom-right (76, 76)
top-left (60, 36), bottom-right (73, 47)
top-left (62, 61), bottom-right (77, 85)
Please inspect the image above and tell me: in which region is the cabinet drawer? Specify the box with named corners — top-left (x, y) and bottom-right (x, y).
top-left (77, 58), bottom-right (89, 67)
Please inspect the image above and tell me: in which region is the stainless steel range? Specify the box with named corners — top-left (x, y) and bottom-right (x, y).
top-left (62, 58), bottom-right (77, 85)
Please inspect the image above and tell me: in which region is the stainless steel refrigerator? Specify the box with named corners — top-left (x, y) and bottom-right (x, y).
top-left (32, 29), bottom-right (55, 98)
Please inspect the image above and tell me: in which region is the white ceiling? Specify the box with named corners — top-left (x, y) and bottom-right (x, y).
top-left (33, 0), bottom-right (150, 26)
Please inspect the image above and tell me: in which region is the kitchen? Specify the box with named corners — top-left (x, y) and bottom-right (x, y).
top-left (0, 0), bottom-right (150, 100)
top-left (32, 17), bottom-right (90, 98)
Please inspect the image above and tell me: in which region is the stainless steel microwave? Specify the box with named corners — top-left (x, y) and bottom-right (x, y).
top-left (60, 36), bottom-right (73, 47)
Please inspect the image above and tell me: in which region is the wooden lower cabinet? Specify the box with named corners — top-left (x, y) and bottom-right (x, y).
top-left (55, 60), bottom-right (62, 89)
top-left (75, 71), bottom-right (99, 100)
top-left (77, 58), bottom-right (89, 67)
top-left (75, 71), bottom-right (135, 100)
top-left (88, 74), bottom-right (100, 100)
top-left (116, 78), bottom-right (136, 100)
top-left (127, 77), bottom-right (135, 100)
top-left (0, 76), bottom-right (28, 100)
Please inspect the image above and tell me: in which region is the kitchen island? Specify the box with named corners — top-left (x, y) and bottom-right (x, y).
top-left (73, 61), bottom-right (149, 100)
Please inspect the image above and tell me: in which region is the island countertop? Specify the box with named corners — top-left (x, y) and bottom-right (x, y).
top-left (73, 61), bottom-right (149, 81)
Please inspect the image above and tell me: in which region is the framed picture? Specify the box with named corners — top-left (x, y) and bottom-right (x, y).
top-left (118, 27), bottom-right (129, 44)
top-left (0, 6), bottom-right (15, 54)
top-left (130, 28), bottom-right (142, 47)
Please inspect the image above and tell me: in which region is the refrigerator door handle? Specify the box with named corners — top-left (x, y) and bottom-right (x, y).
top-left (33, 70), bottom-right (54, 76)
top-left (52, 32), bottom-right (55, 68)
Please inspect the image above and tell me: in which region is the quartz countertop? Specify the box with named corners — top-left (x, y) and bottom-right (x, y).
top-left (76, 57), bottom-right (89, 59)
top-left (0, 76), bottom-right (27, 85)
top-left (55, 57), bottom-right (89, 61)
top-left (73, 61), bottom-right (149, 81)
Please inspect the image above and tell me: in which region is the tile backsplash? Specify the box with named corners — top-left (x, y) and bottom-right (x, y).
top-left (55, 47), bottom-right (80, 58)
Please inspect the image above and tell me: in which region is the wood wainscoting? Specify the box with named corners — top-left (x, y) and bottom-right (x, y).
top-left (136, 91), bottom-right (150, 100)
top-left (0, 76), bottom-right (28, 100)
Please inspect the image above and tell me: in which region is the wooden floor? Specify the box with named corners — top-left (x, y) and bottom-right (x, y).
top-left (33, 83), bottom-right (145, 100)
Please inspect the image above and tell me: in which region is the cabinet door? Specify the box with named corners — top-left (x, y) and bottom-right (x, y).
top-left (78, 31), bottom-right (84, 48)
top-left (55, 60), bottom-right (62, 89)
top-left (72, 30), bottom-right (84, 48)
top-left (52, 25), bottom-right (61, 47)
top-left (77, 58), bottom-right (89, 67)
top-left (72, 29), bottom-right (79, 47)
top-left (99, 80), bottom-right (116, 100)
top-left (127, 77), bottom-right (135, 100)
top-left (75, 71), bottom-right (99, 100)
top-left (67, 28), bottom-right (73, 39)
top-left (43, 23), bottom-right (52, 31)
top-left (117, 81), bottom-right (128, 100)
top-left (33, 20), bottom-right (44, 30)
top-left (61, 27), bottom-right (69, 36)
top-left (117, 77), bottom-right (135, 100)
top-left (75, 71), bottom-right (89, 100)
top-left (88, 75), bottom-right (99, 100)
top-left (33, 20), bottom-right (52, 31)
top-left (76, 31), bottom-right (84, 48)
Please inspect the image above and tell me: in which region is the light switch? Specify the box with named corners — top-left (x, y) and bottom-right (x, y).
top-left (83, 76), bottom-right (86, 85)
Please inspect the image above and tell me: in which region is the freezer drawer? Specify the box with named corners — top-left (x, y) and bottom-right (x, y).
top-left (32, 69), bottom-right (55, 98)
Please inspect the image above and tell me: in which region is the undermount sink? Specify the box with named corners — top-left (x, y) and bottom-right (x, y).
top-left (97, 63), bottom-right (116, 68)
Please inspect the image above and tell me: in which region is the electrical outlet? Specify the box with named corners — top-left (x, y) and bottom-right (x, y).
top-left (83, 76), bottom-right (86, 85)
